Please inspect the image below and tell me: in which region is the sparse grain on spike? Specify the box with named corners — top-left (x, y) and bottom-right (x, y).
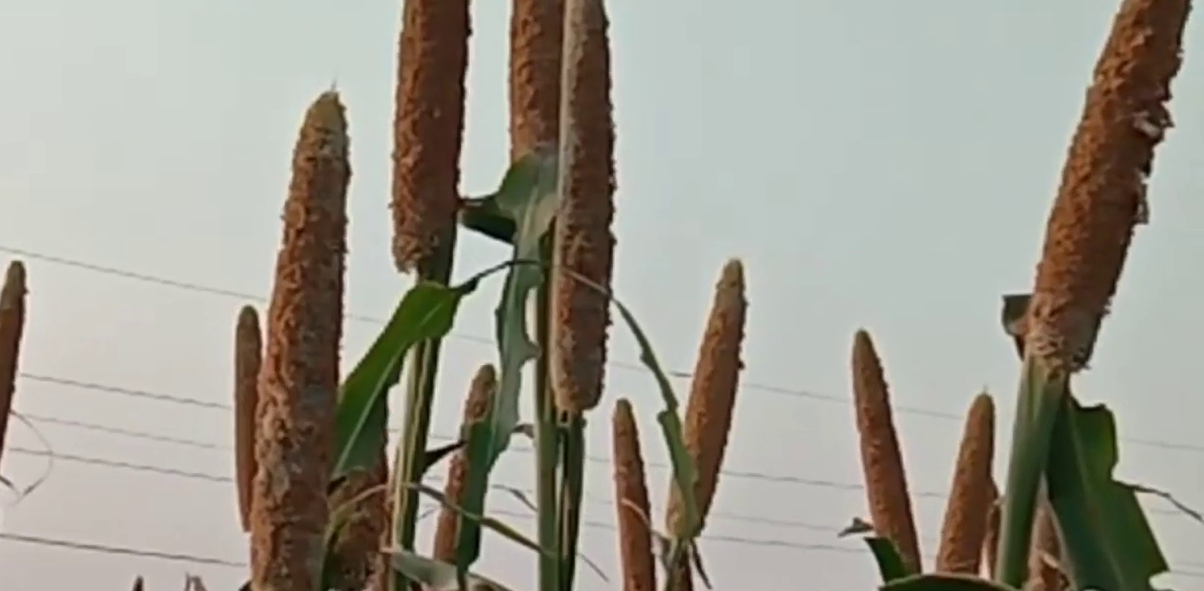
top-left (390, 0), bottom-right (469, 272)
top-left (0, 261), bottom-right (25, 490)
top-left (1025, 0), bottom-right (1189, 373)
top-left (935, 393), bottom-right (995, 574)
top-left (613, 398), bottom-right (657, 591)
top-left (234, 305), bottom-right (262, 534)
top-left (549, 0), bottom-right (616, 414)
top-left (432, 364), bottom-right (497, 561)
top-left (509, 0), bottom-right (565, 159)
top-left (665, 260), bottom-right (747, 590)
top-left (250, 90), bottom-right (350, 591)
top-left (851, 329), bottom-right (922, 573)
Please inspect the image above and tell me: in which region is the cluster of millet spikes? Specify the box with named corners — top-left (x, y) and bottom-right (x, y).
top-left (0, 260), bottom-right (26, 470)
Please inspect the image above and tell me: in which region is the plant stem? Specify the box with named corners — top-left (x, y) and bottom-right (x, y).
top-left (535, 238), bottom-right (563, 591)
top-left (994, 359), bottom-right (1066, 588)
top-left (556, 414), bottom-right (586, 591)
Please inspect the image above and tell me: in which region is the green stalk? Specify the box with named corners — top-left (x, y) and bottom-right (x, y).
top-left (994, 358), bottom-right (1066, 588)
top-left (534, 237), bottom-right (563, 591)
top-left (390, 237), bottom-right (458, 591)
top-left (556, 414), bottom-right (586, 591)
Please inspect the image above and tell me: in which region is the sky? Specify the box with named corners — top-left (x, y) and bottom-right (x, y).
top-left (0, 0), bottom-right (1202, 589)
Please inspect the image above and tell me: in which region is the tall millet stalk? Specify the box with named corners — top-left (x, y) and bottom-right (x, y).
top-left (233, 305), bottom-right (262, 534)
top-left (431, 364), bottom-right (497, 561)
top-left (850, 329), bottom-right (922, 573)
top-left (665, 259), bottom-right (747, 591)
top-left (935, 393), bottom-right (996, 574)
top-left (250, 90), bottom-right (350, 591)
top-left (612, 398), bottom-right (656, 591)
top-left (0, 260), bottom-right (27, 466)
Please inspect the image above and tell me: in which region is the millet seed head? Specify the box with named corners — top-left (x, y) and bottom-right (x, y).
top-left (851, 329), bottom-right (922, 573)
top-left (612, 398), bottom-right (657, 591)
top-left (234, 305), bottom-right (262, 534)
top-left (390, 0), bottom-right (470, 273)
top-left (935, 392), bottom-right (996, 574)
top-left (666, 259), bottom-right (747, 539)
top-left (433, 364), bottom-right (498, 561)
top-left (509, 0), bottom-right (565, 160)
top-left (1024, 508), bottom-right (1064, 591)
top-left (983, 479), bottom-right (1001, 579)
top-left (1026, 0), bottom-right (1189, 374)
top-left (0, 260), bottom-right (27, 468)
top-left (549, 0), bottom-right (617, 414)
top-left (251, 90), bottom-right (350, 591)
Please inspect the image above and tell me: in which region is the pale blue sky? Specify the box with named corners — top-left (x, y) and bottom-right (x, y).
top-left (0, 0), bottom-right (1202, 589)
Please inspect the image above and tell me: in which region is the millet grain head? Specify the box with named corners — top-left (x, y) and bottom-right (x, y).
top-left (0, 260), bottom-right (27, 470)
top-left (935, 393), bottom-right (996, 574)
top-left (612, 398), bottom-right (657, 591)
top-left (390, 0), bottom-right (470, 273)
top-left (509, 0), bottom-right (565, 159)
top-left (1024, 508), bottom-right (1064, 591)
top-left (432, 364), bottom-right (498, 561)
top-left (250, 90), bottom-right (350, 591)
top-left (1026, 0), bottom-right (1189, 373)
top-left (983, 479), bottom-right (1001, 578)
top-left (664, 260), bottom-right (747, 591)
top-left (234, 305), bottom-right (262, 534)
top-left (851, 329), bottom-right (922, 573)
top-left (549, 0), bottom-right (616, 414)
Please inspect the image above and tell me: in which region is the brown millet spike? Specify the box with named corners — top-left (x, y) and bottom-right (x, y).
top-left (390, 0), bottom-right (469, 273)
top-left (509, 0), bottom-right (564, 159)
top-left (851, 329), bottom-right (922, 573)
top-left (935, 393), bottom-right (996, 574)
top-left (664, 260), bottom-right (747, 591)
top-left (612, 398), bottom-right (657, 591)
top-left (549, 0), bottom-right (616, 414)
top-left (0, 261), bottom-right (27, 468)
top-left (432, 364), bottom-right (498, 561)
top-left (234, 305), bottom-right (262, 534)
top-left (250, 90), bottom-right (350, 591)
top-left (1024, 508), bottom-right (1064, 591)
top-left (983, 479), bottom-right (1001, 578)
top-left (1025, 0), bottom-right (1189, 372)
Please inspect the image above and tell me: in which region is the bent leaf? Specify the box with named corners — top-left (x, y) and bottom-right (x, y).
top-left (882, 573), bottom-right (1019, 591)
top-left (387, 550), bottom-right (515, 591)
top-left (864, 536), bottom-right (915, 583)
top-left (332, 280), bottom-right (477, 480)
top-left (1045, 397), bottom-right (1168, 591)
top-left (459, 194), bottom-right (516, 245)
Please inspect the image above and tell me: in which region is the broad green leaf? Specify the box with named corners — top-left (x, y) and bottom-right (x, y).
top-left (456, 147), bottom-right (560, 572)
top-left (386, 549), bottom-right (515, 591)
top-left (882, 573), bottom-right (1019, 591)
top-left (863, 537), bottom-right (915, 583)
top-left (332, 280), bottom-right (476, 480)
top-left (1045, 396), bottom-right (1168, 591)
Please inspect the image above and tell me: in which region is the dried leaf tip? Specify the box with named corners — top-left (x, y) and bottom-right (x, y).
top-left (851, 329), bottom-right (921, 573)
top-left (433, 364), bottom-right (497, 561)
top-left (612, 398), bottom-right (657, 591)
top-left (936, 392), bottom-right (995, 574)
top-left (1025, 0), bottom-right (1189, 373)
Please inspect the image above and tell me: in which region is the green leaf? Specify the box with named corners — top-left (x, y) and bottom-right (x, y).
top-left (863, 537), bottom-right (915, 583)
top-left (1045, 396), bottom-right (1168, 591)
top-left (882, 573), bottom-right (1019, 591)
top-left (456, 147), bottom-right (560, 572)
top-left (386, 549), bottom-right (515, 591)
top-left (459, 194), bottom-right (516, 245)
top-left (331, 280), bottom-right (476, 480)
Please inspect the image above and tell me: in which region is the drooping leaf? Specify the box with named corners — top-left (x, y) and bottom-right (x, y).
top-left (456, 147), bottom-right (561, 573)
top-left (1045, 396), bottom-right (1168, 591)
top-left (386, 549), bottom-right (515, 591)
top-left (881, 573), bottom-right (1019, 591)
top-left (459, 194), bottom-right (516, 245)
top-left (331, 280), bottom-right (478, 480)
top-left (864, 536), bottom-right (915, 583)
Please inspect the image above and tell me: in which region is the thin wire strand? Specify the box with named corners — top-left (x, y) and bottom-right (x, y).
top-left (2, 244), bottom-right (1199, 454)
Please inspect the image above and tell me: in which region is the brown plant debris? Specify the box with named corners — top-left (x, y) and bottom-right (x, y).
top-left (432, 364), bottom-right (498, 561)
top-left (665, 259), bottom-right (747, 591)
top-left (549, 0), bottom-right (616, 414)
top-left (1024, 508), bottom-right (1065, 591)
top-left (250, 90), bottom-right (350, 591)
top-left (1025, 0), bottom-right (1189, 373)
top-left (612, 398), bottom-right (657, 591)
top-left (935, 393), bottom-right (996, 574)
top-left (509, 0), bottom-right (565, 159)
top-left (390, 0), bottom-right (470, 273)
top-left (851, 329), bottom-right (922, 572)
top-left (983, 479), bottom-right (1001, 578)
top-left (234, 305), bottom-right (262, 534)
top-left (0, 261), bottom-right (26, 468)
